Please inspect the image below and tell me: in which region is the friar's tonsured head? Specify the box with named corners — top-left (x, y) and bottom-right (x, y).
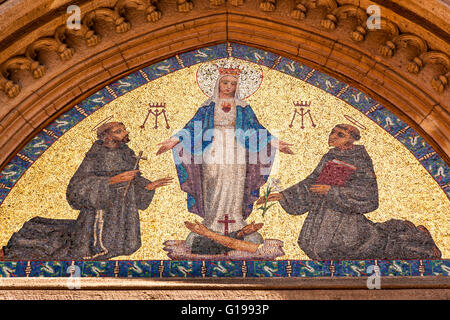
top-left (328, 124), bottom-right (361, 150)
top-left (97, 122), bottom-right (130, 147)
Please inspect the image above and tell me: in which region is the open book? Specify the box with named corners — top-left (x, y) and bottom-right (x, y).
top-left (316, 158), bottom-right (357, 186)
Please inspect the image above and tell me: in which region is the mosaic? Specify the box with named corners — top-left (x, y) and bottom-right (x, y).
top-left (0, 43), bottom-right (448, 278)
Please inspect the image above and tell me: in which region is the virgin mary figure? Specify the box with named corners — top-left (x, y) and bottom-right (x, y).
top-left (157, 64), bottom-right (293, 254)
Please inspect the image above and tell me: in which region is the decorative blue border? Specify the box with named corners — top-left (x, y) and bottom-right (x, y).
top-left (0, 260), bottom-right (448, 277)
top-left (0, 43), bottom-right (448, 277)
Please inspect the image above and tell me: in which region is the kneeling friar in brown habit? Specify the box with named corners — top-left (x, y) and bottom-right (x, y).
top-left (1, 122), bottom-right (172, 260)
top-left (257, 124), bottom-right (442, 260)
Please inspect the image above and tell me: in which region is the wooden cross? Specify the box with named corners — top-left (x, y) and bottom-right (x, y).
top-left (218, 214), bottom-right (236, 236)
top-left (121, 151), bottom-right (147, 211)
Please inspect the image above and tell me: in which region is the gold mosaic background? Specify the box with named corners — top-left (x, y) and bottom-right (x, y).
top-left (0, 64), bottom-right (448, 260)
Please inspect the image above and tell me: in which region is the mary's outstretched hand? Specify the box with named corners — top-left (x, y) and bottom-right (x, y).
top-left (271, 139), bottom-right (294, 154)
top-left (156, 138), bottom-right (179, 155)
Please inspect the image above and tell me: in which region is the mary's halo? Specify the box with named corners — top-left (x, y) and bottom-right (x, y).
top-left (196, 58), bottom-right (263, 99)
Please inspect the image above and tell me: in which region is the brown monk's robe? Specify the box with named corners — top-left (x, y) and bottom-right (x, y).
top-left (3, 140), bottom-right (155, 260)
top-left (279, 145), bottom-right (441, 260)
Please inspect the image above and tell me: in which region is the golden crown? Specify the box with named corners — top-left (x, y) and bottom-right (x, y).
top-left (218, 66), bottom-right (243, 76)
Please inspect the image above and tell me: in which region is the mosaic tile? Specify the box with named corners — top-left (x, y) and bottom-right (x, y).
top-left (0, 161), bottom-right (29, 197)
top-left (146, 260), bottom-right (164, 277)
top-left (431, 260), bottom-right (450, 276)
top-left (44, 109), bottom-right (85, 137)
top-left (377, 260), bottom-right (413, 276)
top-left (0, 261), bottom-right (24, 277)
top-left (0, 164), bottom-right (22, 188)
top-left (119, 261), bottom-right (153, 277)
top-left (421, 155), bottom-right (450, 187)
top-left (29, 261), bottom-right (69, 277)
top-left (338, 86), bottom-right (379, 113)
top-left (19, 132), bottom-right (56, 162)
top-left (338, 260), bottom-right (373, 277)
top-left (247, 261), bottom-right (285, 277)
top-left (273, 57), bottom-right (313, 80)
top-left (367, 108), bottom-right (409, 137)
top-left (205, 261), bottom-right (244, 277)
top-left (0, 260), bottom-right (448, 277)
top-left (108, 71), bottom-right (147, 97)
top-left (141, 57), bottom-right (183, 81)
top-left (394, 127), bottom-right (429, 157)
top-left (409, 260), bottom-right (433, 276)
top-left (0, 44), bottom-right (447, 209)
top-left (231, 43), bottom-right (279, 68)
top-left (0, 44), bottom-right (447, 278)
top-left (0, 189), bottom-right (9, 205)
top-left (80, 261), bottom-right (116, 277)
top-left (163, 261), bottom-right (203, 277)
top-left (77, 89), bottom-right (115, 115)
top-left (290, 260), bottom-right (324, 277)
top-left (178, 43), bottom-right (228, 67)
top-left (305, 71), bottom-right (347, 96)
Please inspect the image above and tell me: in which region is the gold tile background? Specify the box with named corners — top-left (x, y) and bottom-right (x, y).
top-left (0, 64), bottom-right (448, 260)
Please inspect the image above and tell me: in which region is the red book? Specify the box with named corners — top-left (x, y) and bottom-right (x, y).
top-left (316, 158), bottom-right (357, 186)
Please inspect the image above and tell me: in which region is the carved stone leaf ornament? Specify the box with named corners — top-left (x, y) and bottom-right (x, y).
top-left (0, 0), bottom-right (448, 99)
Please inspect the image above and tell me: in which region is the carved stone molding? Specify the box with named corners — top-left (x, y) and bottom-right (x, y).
top-left (0, 0), bottom-right (448, 99)
top-left (210, 0), bottom-right (244, 6)
top-left (0, 76), bottom-right (20, 99)
top-left (321, 4), bottom-right (367, 32)
top-left (1, 56), bottom-right (46, 80)
top-left (26, 37), bottom-right (75, 62)
top-left (291, 0), bottom-right (338, 20)
top-left (260, 0), bottom-right (276, 12)
top-left (0, 0), bottom-right (166, 99)
top-left (82, 7), bottom-right (132, 34)
top-left (177, 0), bottom-right (194, 12)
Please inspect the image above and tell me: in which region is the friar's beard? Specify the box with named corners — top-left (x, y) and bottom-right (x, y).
top-left (112, 135), bottom-right (130, 146)
top-left (119, 135), bottom-right (130, 145)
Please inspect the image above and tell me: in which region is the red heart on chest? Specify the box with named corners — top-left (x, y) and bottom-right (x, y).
top-left (221, 103), bottom-right (231, 113)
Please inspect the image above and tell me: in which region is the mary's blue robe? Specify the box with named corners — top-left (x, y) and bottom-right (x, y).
top-left (172, 100), bottom-right (276, 220)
